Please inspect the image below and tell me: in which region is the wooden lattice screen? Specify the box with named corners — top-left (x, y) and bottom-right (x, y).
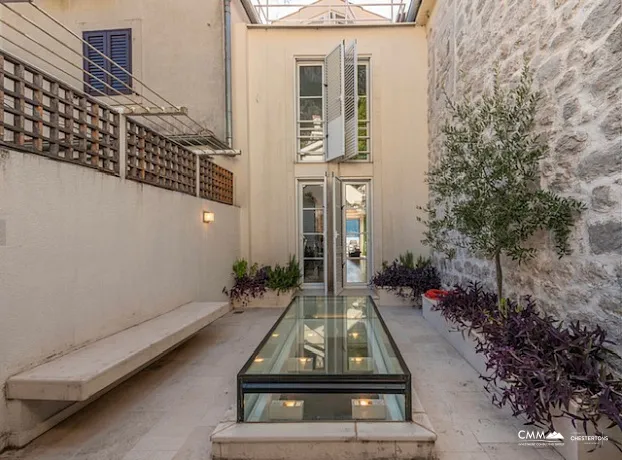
top-left (0, 51), bottom-right (120, 174)
top-left (126, 119), bottom-right (197, 195)
top-left (199, 156), bottom-right (234, 205)
top-left (1, 50), bottom-right (234, 204)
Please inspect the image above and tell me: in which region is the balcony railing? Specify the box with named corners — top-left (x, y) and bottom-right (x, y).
top-left (0, 50), bottom-right (234, 205)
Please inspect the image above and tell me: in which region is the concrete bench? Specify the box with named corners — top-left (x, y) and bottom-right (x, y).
top-left (7, 301), bottom-right (230, 401)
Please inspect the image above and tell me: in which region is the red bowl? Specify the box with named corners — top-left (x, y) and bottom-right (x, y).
top-left (424, 289), bottom-right (449, 300)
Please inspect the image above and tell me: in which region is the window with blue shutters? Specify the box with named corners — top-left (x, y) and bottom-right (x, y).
top-left (83, 29), bottom-right (132, 96)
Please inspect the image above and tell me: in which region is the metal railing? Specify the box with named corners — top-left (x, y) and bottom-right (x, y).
top-left (0, 49), bottom-right (235, 205)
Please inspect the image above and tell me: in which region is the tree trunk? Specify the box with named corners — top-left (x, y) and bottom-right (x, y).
top-left (494, 251), bottom-right (503, 302)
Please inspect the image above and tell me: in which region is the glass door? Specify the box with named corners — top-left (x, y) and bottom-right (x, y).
top-left (333, 174), bottom-right (344, 294)
top-left (344, 181), bottom-right (370, 285)
top-left (299, 180), bottom-right (326, 289)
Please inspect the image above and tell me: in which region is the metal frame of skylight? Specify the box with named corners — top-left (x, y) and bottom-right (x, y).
top-left (253, 1), bottom-right (407, 24)
top-left (237, 295), bottom-right (412, 423)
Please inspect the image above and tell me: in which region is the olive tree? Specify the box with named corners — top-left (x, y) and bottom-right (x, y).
top-left (421, 65), bottom-right (585, 301)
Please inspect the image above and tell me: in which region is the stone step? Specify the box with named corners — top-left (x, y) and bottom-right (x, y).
top-left (7, 301), bottom-right (230, 401)
top-left (211, 420), bottom-right (436, 460)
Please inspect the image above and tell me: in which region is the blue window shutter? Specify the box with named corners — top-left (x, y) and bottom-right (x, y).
top-left (83, 29), bottom-right (132, 96)
top-left (83, 31), bottom-right (107, 95)
top-left (108, 29), bottom-right (132, 94)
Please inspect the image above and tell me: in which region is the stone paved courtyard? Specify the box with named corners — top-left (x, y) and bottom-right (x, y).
top-left (0, 306), bottom-right (564, 460)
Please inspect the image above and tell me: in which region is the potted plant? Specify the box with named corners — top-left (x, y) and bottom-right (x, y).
top-left (423, 284), bottom-right (622, 459)
top-left (224, 256), bottom-right (301, 309)
top-left (371, 252), bottom-right (441, 307)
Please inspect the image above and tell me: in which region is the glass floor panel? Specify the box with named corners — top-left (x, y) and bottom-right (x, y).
top-left (237, 296), bottom-right (412, 422)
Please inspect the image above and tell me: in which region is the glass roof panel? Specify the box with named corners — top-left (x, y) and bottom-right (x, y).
top-left (242, 296), bottom-right (407, 376)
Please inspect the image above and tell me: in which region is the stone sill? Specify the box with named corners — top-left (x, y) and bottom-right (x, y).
top-left (211, 420), bottom-right (436, 460)
top-left (374, 287), bottom-right (420, 308)
top-left (232, 289), bottom-right (298, 309)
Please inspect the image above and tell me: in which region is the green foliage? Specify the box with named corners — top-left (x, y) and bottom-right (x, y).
top-left (224, 256), bottom-right (301, 305)
top-left (267, 255), bottom-right (302, 293)
top-left (415, 255), bottom-right (432, 269)
top-left (232, 258), bottom-right (260, 280)
top-left (419, 64), bottom-right (585, 300)
top-left (394, 252), bottom-right (431, 270)
top-left (398, 251), bottom-right (415, 269)
top-left (232, 258), bottom-right (248, 280)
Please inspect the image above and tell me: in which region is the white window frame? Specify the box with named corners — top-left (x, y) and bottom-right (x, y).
top-left (341, 178), bottom-right (373, 287)
top-left (296, 177), bottom-right (328, 290)
top-left (296, 60), bottom-right (326, 163)
top-left (295, 58), bottom-right (371, 163)
top-left (351, 59), bottom-right (371, 162)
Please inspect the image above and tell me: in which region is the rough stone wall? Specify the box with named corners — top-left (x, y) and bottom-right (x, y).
top-left (426, 0), bottom-right (622, 365)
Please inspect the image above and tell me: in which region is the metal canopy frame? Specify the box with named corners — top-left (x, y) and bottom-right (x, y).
top-left (0, 0), bottom-right (236, 156)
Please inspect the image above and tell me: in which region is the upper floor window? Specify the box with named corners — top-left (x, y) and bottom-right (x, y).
top-left (83, 29), bottom-right (132, 96)
top-left (296, 59), bottom-right (370, 162)
top-left (357, 62), bottom-right (370, 160)
top-left (297, 63), bottom-right (324, 161)
top-left (309, 11), bottom-right (350, 25)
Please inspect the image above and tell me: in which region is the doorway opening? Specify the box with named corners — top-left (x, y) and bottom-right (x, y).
top-left (298, 176), bottom-right (371, 294)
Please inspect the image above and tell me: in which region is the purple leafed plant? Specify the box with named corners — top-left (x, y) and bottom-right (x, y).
top-left (370, 263), bottom-right (441, 302)
top-left (223, 256), bottom-right (301, 306)
top-left (222, 260), bottom-right (269, 307)
top-left (435, 283), bottom-right (622, 451)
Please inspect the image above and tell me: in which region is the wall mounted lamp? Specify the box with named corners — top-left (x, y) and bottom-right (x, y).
top-left (203, 211), bottom-right (215, 223)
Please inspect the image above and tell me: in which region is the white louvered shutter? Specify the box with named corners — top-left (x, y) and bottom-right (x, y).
top-left (343, 40), bottom-right (358, 159)
top-left (324, 42), bottom-right (344, 161)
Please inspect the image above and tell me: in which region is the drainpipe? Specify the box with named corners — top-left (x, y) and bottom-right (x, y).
top-left (224, 0), bottom-right (233, 147)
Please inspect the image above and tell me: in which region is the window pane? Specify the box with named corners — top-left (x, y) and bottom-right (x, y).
top-left (302, 185), bottom-right (323, 208)
top-left (357, 65), bottom-right (367, 96)
top-left (244, 392), bottom-right (404, 421)
top-left (346, 233), bottom-right (368, 256)
top-left (299, 98), bottom-right (323, 120)
top-left (345, 184), bottom-right (367, 209)
top-left (304, 260), bottom-right (324, 283)
top-left (346, 259), bottom-right (368, 284)
top-left (345, 214), bottom-right (367, 236)
top-left (303, 210), bottom-right (324, 233)
top-left (303, 235), bottom-right (324, 258)
top-left (299, 65), bottom-right (323, 97)
top-left (357, 142), bottom-right (369, 155)
top-left (299, 139), bottom-right (325, 155)
top-left (299, 121), bottom-right (324, 137)
top-left (358, 97), bottom-right (367, 120)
